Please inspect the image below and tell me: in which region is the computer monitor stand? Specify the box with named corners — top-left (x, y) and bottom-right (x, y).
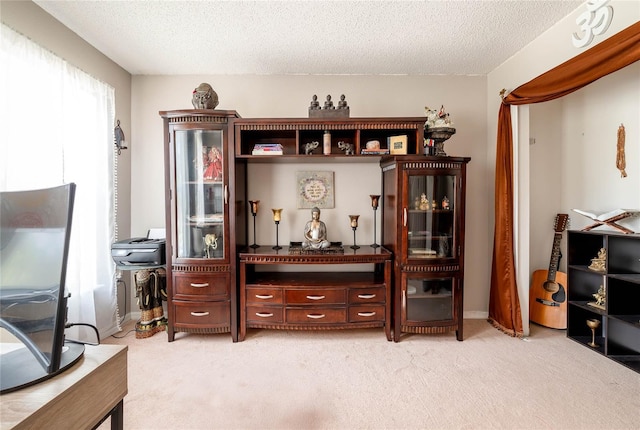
top-left (0, 342), bottom-right (84, 394)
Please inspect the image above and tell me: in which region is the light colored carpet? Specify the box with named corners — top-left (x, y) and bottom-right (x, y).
top-left (100, 319), bottom-right (639, 430)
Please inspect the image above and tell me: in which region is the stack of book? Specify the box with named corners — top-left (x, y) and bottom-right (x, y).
top-left (252, 143), bottom-right (283, 155)
top-left (360, 148), bottom-right (390, 155)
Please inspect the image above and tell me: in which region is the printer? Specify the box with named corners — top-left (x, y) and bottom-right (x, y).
top-left (111, 237), bottom-right (166, 267)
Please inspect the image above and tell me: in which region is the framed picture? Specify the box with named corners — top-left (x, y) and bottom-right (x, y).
top-left (297, 171), bottom-right (335, 209)
top-left (389, 134), bottom-right (408, 155)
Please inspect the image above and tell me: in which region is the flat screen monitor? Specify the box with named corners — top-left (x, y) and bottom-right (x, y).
top-left (0, 183), bottom-right (84, 393)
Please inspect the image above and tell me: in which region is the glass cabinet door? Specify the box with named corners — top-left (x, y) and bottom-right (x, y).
top-left (405, 173), bottom-right (456, 260)
top-left (174, 129), bottom-right (225, 260)
top-left (405, 276), bottom-right (455, 323)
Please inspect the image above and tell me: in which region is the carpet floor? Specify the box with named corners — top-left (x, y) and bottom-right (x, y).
top-left (100, 319), bottom-right (639, 429)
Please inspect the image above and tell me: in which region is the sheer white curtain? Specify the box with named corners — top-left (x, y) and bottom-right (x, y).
top-left (1, 24), bottom-right (120, 340)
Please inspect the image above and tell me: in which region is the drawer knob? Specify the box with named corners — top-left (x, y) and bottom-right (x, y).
top-left (190, 283), bottom-right (209, 288)
top-left (255, 312), bottom-right (274, 318)
top-left (255, 294), bottom-right (274, 300)
top-left (306, 295), bottom-right (326, 301)
top-left (306, 314), bottom-right (326, 319)
top-left (358, 311), bottom-right (376, 317)
top-left (358, 294), bottom-right (376, 299)
top-left (190, 311), bottom-right (210, 317)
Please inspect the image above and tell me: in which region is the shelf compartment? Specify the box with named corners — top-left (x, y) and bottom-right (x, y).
top-left (609, 314), bottom-right (640, 326)
top-left (567, 304), bottom-right (604, 338)
top-left (567, 268), bottom-right (605, 302)
top-left (608, 235), bottom-right (640, 274)
top-left (567, 231), bottom-right (605, 266)
top-left (607, 317), bottom-right (640, 355)
top-left (608, 277), bottom-right (640, 314)
top-left (235, 117), bottom-right (426, 158)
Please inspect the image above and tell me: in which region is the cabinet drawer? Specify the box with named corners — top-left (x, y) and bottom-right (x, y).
top-left (349, 305), bottom-right (385, 322)
top-left (246, 287), bottom-right (283, 305)
top-left (349, 287), bottom-right (385, 304)
top-left (286, 308), bottom-right (347, 323)
top-left (286, 288), bottom-right (346, 305)
top-left (173, 300), bottom-right (230, 326)
top-left (246, 306), bottom-right (284, 323)
top-left (173, 273), bottom-right (229, 299)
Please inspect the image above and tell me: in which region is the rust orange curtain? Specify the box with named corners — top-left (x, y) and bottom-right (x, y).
top-left (489, 21), bottom-right (640, 336)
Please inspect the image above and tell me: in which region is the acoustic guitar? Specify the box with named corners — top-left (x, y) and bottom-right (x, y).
top-left (529, 214), bottom-right (569, 329)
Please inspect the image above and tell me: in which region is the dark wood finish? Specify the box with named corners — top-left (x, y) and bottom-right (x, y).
top-left (567, 230), bottom-right (640, 374)
top-left (160, 109), bottom-right (241, 342)
top-left (380, 155), bottom-right (470, 341)
top-left (238, 246), bottom-right (392, 341)
top-left (234, 117), bottom-right (426, 159)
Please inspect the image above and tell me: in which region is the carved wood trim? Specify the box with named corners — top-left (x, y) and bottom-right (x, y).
top-left (402, 264), bottom-right (460, 272)
top-left (172, 264), bottom-right (230, 273)
top-left (166, 115), bottom-right (228, 124)
top-left (174, 326), bottom-right (230, 334)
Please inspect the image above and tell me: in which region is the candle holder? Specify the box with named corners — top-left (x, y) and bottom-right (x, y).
top-left (272, 208), bottom-right (283, 250)
top-left (349, 215), bottom-right (360, 249)
top-left (586, 318), bottom-right (601, 348)
top-left (370, 195), bottom-right (380, 248)
top-left (249, 200), bottom-right (260, 248)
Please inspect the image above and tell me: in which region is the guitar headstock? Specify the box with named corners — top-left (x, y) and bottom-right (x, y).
top-left (554, 213), bottom-right (569, 232)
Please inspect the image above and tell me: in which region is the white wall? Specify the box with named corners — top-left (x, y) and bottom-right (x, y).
top-left (132, 74), bottom-right (489, 316)
top-left (488, 1), bottom-right (640, 334)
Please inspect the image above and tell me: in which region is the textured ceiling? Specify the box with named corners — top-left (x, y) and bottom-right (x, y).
top-left (34, 0), bottom-right (582, 76)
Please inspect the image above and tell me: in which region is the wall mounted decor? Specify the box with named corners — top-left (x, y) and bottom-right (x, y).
top-left (297, 171), bottom-right (334, 209)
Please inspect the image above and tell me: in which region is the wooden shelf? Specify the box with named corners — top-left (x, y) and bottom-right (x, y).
top-left (567, 231), bottom-right (640, 374)
top-left (235, 117), bottom-right (426, 158)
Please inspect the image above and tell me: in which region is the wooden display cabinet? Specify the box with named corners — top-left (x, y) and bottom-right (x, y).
top-left (381, 156), bottom-right (470, 341)
top-left (234, 117), bottom-right (426, 159)
top-left (567, 230), bottom-right (640, 373)
top-left (160, 110), bottom-right (243, 342)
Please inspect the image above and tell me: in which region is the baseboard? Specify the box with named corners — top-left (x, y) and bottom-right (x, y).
top-left (464, 311), bottom-right (488, 319)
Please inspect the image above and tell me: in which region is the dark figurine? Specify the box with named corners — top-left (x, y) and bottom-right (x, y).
top-left (337, 94), bottom-right (349, 110)
top-left (309, 95), bottom-right (320, 110)
top-left (324, 95), bottom-right (335, 109)
top-left (192, 83), bottom-right (219, 109)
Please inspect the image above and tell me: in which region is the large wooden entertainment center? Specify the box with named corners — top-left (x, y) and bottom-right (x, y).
top-left (160, 111), bottom-right (469, 342)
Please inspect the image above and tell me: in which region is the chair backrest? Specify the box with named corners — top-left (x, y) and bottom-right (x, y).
top-left (0, 183), bottom-right (76, 373)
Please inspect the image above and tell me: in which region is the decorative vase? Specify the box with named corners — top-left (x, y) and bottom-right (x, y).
top-left (424, 127), bottom-right (456, 156)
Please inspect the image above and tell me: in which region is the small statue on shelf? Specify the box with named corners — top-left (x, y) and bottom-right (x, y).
top-left (419, 193), bottom-right (430, 211)
top-left (588, 248), bottom-right (606, 272)
top-left (588, 284), bottom-right (606, 310)
top-left (309, 94), bottom-right (320, 110)
top-left (337, 94), bottom-right (349, 110)
top-left (323, 95), bottom-right (335, 110)
top-left (304, 141), bottom-right (319, 155)
top-left (204, 233), bottom-right (218, 258)
top-left (303, 207), bottom-right (330, 250)
top-left (203, 146), bottom-right (222, 181)
top-left (192, 83), bottom-right (219, 110)
top-left (337, 141), bottom-right (354, 155)
top-left (308, 94), bottom-right (350, 118)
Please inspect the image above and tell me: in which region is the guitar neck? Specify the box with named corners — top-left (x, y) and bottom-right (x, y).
top-left (547, 232), bottom-right (563, 281)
